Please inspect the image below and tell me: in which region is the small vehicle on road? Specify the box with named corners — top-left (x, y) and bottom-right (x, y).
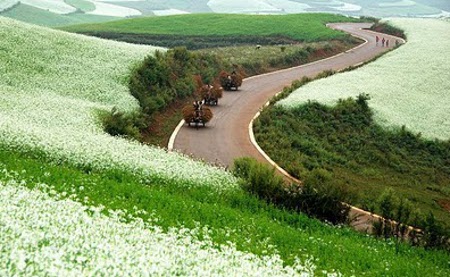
top-left (219, 70), bottom-right (243, 91)
top-left (182, 100), bottom-right (213, 128)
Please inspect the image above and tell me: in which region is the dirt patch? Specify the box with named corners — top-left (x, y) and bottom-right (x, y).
top-left (142, 96), bottom-right (195, 147)
top-left (437, 199), bottom-right (450, 213)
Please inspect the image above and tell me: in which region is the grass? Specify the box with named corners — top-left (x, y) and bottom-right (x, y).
top-left (1, 146), bottom-right (449, 276)
top-left (61, 13), bottom-right (360, 42)
top-left (255, 97), bottom-right (450, 229)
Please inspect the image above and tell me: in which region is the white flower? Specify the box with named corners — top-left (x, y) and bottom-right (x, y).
top-left (278, 18), bottom-right (450, 140)
top-left (0, 180), bottom-right (316, 276)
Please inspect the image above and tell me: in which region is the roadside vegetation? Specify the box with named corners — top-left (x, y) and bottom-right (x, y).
top-left (254, 18), bottom-right (450, 243)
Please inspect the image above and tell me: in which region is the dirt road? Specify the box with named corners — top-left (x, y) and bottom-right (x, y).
top-left (172, 23), bottom-right (401, 171)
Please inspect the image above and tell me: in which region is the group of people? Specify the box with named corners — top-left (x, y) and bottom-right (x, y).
top-left (375, 36), bottom-right (389, 47)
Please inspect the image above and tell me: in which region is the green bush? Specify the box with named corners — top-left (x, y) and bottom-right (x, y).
top-left (233, 157), bottom-right (285, 203)
top-left (99, 107), bottom-right (147, 140)
top-left (233, 157), bottom-right (351, 224)
top-left (370, 22), bottom-right (406, 39)
top-left (295, 169), bottom-right (351, 224)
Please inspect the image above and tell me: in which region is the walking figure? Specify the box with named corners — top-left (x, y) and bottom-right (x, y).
top-left (381, 37), bottom-right (385, 47)
top-left (376, 36), bottom-right (379, 45)
top-left (386, 39), bottom-right (389, 47)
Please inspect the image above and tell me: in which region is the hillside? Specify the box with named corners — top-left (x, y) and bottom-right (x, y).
top-left (1, 0), bottom-right (449, 27)
top-left (255, 18), bottom-right (450, 228)
top-left (279, 18), bottom-right (450, 140)
top-left (0, 18), bottom-right (449, 275)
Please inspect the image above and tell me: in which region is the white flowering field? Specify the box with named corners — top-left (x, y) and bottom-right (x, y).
top-left (0, 179), bottom-right (315, 276)
top-left (0, 17), bottom-right (237, 189)
top-left (279, 18), bottom-right (450, 140)
top-left (86, 1), bottom-right (142, 17)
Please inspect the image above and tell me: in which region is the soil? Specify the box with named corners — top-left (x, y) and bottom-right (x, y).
top-left (142, 96), bottom-right (195, 147)
top-left (437, 199), bottom-right (450, 213)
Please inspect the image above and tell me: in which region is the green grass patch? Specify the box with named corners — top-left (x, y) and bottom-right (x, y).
top-left (61, 13), bottom-right (361, 43)
top-left (254, 95), bottom-right (450, 231)
top-left (1, 145), bottom-right (449, 276)
top-left (65, 0), bottom-right (96, 13)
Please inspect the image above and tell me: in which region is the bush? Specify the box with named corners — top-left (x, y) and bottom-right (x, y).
top-left (370, 22), bottom-right (406, 39)
top-left (233, 157), bottom-right (285, 203)
top-left (296, 169), bottom-right (351, 224)
top-left (233, 158), bottom-right (351, 224)
top-left (99, 107), bottom-right (147, 141)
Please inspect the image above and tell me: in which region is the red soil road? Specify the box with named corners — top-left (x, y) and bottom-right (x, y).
top-left (172, 23), bottom-right (401, 169)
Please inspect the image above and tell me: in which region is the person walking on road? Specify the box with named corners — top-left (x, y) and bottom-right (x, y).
top-left (381, 37), bottom-right (385, 47)
top-left (386, 39), bottom-right (389, 47)
top-left (376, 35), bottom-right (379, 45)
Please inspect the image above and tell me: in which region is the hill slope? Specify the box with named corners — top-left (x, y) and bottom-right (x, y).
top-left (279, 18), bottom-right (450, 140)
top-left (0, 17), bottom-right (449, 276)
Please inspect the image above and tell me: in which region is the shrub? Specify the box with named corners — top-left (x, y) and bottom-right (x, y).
top-left (233, 157), bottom-right (285, 203)
top-left (296, 169), bottom-right (351, 224)
top-left (99, 107), bottom-right (147, 141)
top-left (233, 158), bottom-right (351, 224)
top-left (370, 22), bottom-right (406, 39)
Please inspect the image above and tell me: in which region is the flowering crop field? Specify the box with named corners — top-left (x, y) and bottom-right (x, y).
top-left (0, 17), bottom-right (237, 190)
top-left (278, 18), bottom-right (450, 141)
top-left (1, 17), bottom-right (450, 276)
top-left (0, 179), bottom-right (316, 276)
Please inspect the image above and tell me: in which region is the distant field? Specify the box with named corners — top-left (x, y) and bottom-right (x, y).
top-left (61, 13), bottom-right (360, 42)
top-left (0, 3), bottom-right (118, 27)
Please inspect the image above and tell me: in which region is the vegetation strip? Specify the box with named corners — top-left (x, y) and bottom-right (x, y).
top-left (255, 18), bottom-right (450, 235)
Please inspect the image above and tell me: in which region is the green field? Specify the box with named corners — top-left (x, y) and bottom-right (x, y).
top-left (0, 3), bottom-right (118, 27)
top-left (61, 13), bottom-right (360, 42)
top-left (2, 144), bottom-right (450, 276)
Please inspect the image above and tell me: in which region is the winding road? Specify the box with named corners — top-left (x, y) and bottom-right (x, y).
top-left (171, 23), bottom-right (402, 171)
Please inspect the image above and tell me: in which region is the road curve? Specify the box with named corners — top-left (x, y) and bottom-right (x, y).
top-left (172, 23), bottom-right (402, 169)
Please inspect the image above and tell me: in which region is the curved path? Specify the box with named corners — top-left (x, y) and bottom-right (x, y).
top-left (172, 23), bottom-right (402, 171)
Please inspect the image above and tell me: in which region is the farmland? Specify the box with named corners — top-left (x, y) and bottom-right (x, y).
top-left (255, 18), bottom-right (450, 229)
top-left (278, 18), bottom-right (450, 140)
top-left (61, 13), bottom-right (360, 42)
top-left (1, 16), bottom-right (450, 275)
top-left (1, 0), bottom-right (448, 28)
